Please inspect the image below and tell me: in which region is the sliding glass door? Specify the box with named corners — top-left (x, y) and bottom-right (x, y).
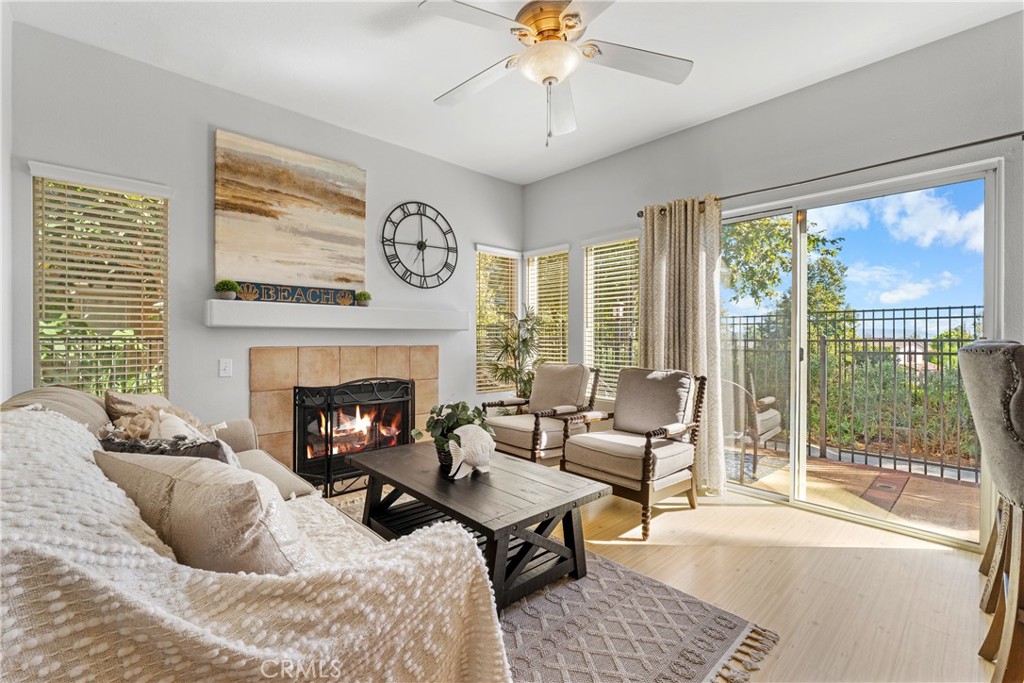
top-left (720, 211), bottom-right (794, 497)
top-left (721, 167), bottom-right (996, 545)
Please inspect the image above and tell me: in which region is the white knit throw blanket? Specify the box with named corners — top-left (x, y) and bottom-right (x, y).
top-left (0, 408), bottom-right (510, 682)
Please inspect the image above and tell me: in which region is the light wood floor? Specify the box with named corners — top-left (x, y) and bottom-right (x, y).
top-left (579, 491), bottom-right (994, 683)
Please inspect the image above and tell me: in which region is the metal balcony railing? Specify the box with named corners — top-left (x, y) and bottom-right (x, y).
top-left (722, 305), bottom-right (983, 482)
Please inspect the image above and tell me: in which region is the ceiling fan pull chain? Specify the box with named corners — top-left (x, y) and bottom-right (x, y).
top-left (545, 79), bottom-right (553, 148)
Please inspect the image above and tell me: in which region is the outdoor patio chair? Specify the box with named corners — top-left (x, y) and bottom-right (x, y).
top-left (560, 368), bottom-right (707, 540)
top-left (482, 364), bottom-right (599, 465)
top-left (959, 339), bottom-right (1024, 682)
top-left (723, 373), bottom-right (782, 484)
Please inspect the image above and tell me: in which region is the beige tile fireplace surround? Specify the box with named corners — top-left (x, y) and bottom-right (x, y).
top-left (249, 345), bottom-right (439, 468)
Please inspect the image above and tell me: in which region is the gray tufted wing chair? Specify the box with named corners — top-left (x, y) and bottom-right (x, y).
top-left (959, 339), bottom-right (1024, 682)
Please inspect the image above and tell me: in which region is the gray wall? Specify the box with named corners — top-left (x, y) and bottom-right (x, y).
top-left (523, 14), bottom-right (1024, 360)
top-left (6, 15), bottom-right (1023, 420)
top-left (8, 24), bottom-right (523, 419)
top-left (2, 5), bottom-right (13, 401)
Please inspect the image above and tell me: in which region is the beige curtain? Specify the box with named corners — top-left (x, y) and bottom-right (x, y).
top-left (638, 195), bottom-right (725, 494)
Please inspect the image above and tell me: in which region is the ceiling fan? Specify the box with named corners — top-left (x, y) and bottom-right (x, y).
top-left (419, 0), bottom-right (694, 145)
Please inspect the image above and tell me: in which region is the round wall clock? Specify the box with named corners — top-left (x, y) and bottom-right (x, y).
top-left (381, 202), bottom-right (458, 289)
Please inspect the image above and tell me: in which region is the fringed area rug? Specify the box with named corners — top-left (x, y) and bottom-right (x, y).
top-left (331, 494), bottom-right (779, 682)
top-left (501, 553), bottom-right (779, 683)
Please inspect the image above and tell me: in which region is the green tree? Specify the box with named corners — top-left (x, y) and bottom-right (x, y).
top-left (722, 215), bottom-right (848, 314)
top-left (487, 306), bottom-right (543, 398)
top-left (926, 325), bottom-right (981, 370)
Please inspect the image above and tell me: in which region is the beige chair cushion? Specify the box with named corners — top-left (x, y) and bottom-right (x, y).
top-left (564, 429), bottom-right (695, 481)
top-left (1, 385), bottom-right (110, 434)
top-left (236, 449), bottom-right (318, 499)
top-left (529, 364), bottom-right (590, 413)
top-left (94, 451), bottom-right (320, 575)
top-left (563, 460), bottom-right (693, 492)
top-left (756, 408), bottom-right (782, 435)
top-left (487, 413), bottom-right (584, 452)
top-left (613, 368), bottom-right (696, 434)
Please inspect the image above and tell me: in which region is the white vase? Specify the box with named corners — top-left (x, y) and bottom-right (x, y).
top-left (216, 291), bottom-right (237, 300)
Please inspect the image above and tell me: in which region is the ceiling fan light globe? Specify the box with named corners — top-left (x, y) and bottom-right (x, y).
top-left (517, 40), bottom-right (582, 86)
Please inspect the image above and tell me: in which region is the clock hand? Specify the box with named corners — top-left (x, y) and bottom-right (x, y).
top-left (394, 240), bottom-right (446, 249)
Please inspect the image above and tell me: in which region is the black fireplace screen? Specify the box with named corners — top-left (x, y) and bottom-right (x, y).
top-left (294, 378), bottom-right (415, 493)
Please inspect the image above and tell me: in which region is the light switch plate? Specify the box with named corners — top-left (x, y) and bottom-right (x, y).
top-left (218, 358), bottom-right (233, 378)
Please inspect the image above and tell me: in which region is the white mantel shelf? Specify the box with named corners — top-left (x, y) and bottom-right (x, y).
top-left (204, 299), bottom-right (469, 331)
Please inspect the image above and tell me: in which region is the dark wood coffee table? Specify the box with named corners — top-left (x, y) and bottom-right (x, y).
top-left (348, 443), bottom-right (610, 610)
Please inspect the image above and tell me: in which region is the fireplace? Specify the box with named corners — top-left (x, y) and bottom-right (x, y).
top-left (294, 378), bottom-right (415, 494)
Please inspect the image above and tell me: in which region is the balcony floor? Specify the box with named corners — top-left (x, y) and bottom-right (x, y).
top-left (726, 449), bottom-right (980, 544)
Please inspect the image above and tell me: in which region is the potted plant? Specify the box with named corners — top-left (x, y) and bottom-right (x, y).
top-left (214, 279), bottom-right (240, 300)
top-left (488, 306), bottom-right (543, 398)
top-left (423, 401), bottom-right (493, 476)
top-left (355, 290), bottom-right (372, 307)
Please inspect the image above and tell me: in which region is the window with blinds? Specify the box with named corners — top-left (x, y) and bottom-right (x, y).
top-left (527, 250), bottom-right (569, 364)
top-left (476, 250), bottom-right (519, 393)
top-left (584, 238), bottom-right (639, 399)
top-left (33, 176), bottom-right (169, 396)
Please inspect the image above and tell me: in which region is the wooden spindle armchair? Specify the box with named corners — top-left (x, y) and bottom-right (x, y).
top-left (560, 368), bottom-right (707, 540)
top-left (482, 364), bottom-right (600, 465)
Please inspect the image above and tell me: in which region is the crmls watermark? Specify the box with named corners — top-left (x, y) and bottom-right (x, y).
top-left (260, 659), bottom-right (345, 679)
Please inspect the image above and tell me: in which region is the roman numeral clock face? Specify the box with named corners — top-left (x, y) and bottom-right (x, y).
top-left (381, 202), bottom-right (458, 289)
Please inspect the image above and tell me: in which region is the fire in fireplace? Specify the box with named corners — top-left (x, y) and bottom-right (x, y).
top-left (294, 378), bottom-right (415, 494)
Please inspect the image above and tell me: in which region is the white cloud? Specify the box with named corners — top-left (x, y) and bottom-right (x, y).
top-left (963, 205), bottom-right (985, 253)
top-left (937, 270), bottom-right (961, 288)
top-left (846, 262), bottom-right (905, 287)
top-left (724, 295), bottom-right (773, 317)
top-left (877, 270), bottom-right (959, 304)
top-left (807, 201), bottom-right (871, 236)
top-left (879, 281), bottom-right (931, 304)
top-left (873, 189), bottom-right (983, 253)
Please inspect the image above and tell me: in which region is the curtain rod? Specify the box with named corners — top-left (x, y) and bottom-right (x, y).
top-left (636, 130), bottom-right (1024, 218)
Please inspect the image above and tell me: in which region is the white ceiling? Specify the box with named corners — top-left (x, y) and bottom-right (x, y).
top-left (9, 1), bottom-right (1021, 185)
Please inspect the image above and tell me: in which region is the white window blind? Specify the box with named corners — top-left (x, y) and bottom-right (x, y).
top-left (584, 238), bottom-right (639, 399)
top-left (33, 176), bottom-right (169, 396)
top-left (527, 250), bottom-right (569, 364)
top-left (476, 250), bottom-right (519, 393)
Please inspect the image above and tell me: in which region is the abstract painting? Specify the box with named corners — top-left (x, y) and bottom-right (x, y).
top-left (214, 130), bottom-right (366, 292)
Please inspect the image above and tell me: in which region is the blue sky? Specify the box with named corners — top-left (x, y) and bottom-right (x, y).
top-left (722, 178), bottom-right (985, 316)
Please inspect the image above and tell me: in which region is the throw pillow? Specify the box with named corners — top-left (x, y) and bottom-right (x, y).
top-left (149, 410), bottom-right (210, 441)
top-left (100, 404), bottom-right (215, 440)
top-left (93, 451), bottom-right (321, 575)
top-left (105, 390), bottom-right (171, 420)
top-left (100, 435), bottom-right (241, 467)
top-left (235, 449), bottom-right (317, 499)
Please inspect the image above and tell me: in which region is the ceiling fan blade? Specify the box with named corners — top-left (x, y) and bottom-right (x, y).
top-left (561, 1), bottom-right (615, 27)
top-left (582, 39), bottom-right (693, 84)
top-left (550, 81), bottom-right (577, 136)
top-left (419, 0), bottom-right (531, 35)
top-left (434, 55), bottom-right (518, 107)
